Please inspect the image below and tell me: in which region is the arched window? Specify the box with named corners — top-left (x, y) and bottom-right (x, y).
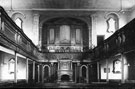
top-left (106, 13), bottom-right (119, 33)
top-left (8, 58), bottom-right (15, 74)
top-left (12, 12), bottom-right (25, 30)
top-left (15, 18), bottom-right (23, 29)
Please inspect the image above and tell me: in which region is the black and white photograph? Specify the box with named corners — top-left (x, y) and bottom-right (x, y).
top-left (0, 0), bottom-right (135, 88)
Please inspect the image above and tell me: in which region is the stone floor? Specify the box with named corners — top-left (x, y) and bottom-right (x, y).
top-left (0, 81), bottom-right (135, 89)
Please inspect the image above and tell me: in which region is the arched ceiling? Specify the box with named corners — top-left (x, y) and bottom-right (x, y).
top-left (0, 0), bottom-right (135, 11)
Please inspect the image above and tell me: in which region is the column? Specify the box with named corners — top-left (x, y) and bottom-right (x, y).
top-left (51, 63), bottom-right (54, 82)
top-left (86, 65), bottom-right (89, 83)
top-left (106, 59), bottom-right (109, 82)
top-left (14, 52), bottom-right (18, 83)
top-left (57, 61), bottom-right (60, 82)
top-left (26, 58), bottom-right (29, 83)
top-left (70, 61), bottom-right (73, 82)
top-left (71, 61), bottom-right (72, 70)
top-left (97, 61), bottom-right (100, 82)
top-left (38, 17), bottom-right (42, 51)
top-left (58, 61), bottom-right (60, 70)
top-left (75, 64), bottom-right (77, 83)
top-left (38, 65), bottom-right (40, 82)
top-left (88, 25), bottom-right (92, 48)
top-left (77, 62), bottom-right (80, 83)
top-left (33, 14), bottom-right (40, 45)
top-left (121, 53), bottom-right (125, 83)
top-left (91, 14), bottom-right (97, 47)
top-left (42, 65), bottom-right (44, 83)
top-left (51, 62), bottom-right (54, 75)
top-left (33, 61), bottom-right (35, 81)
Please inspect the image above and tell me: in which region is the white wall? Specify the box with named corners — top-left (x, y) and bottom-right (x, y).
top-left (92, 11), bottom-right (131, 46)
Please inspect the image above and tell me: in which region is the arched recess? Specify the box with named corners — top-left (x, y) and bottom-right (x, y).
top-left (80, 65), bottom-right (89, 83)
top-left (11, 12), bottom-right (26, 30)
top-left (105, 12), bottom-right (119, 33)
top-left (39, 16), bottom-right (91, 31)
top-left (80, 65), bottom-right (88, 78)
top-left (43, 65), bottom-right (50, 81)
top-left (39, 16), bottom-right (92, 50)
top-left (40, 17), bottom-right (90, 52)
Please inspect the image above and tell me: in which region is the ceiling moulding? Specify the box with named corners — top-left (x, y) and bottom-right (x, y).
top-left (4, 8), bottom-right (130, 12)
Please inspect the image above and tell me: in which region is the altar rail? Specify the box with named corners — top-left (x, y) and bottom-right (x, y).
top-left (0, 6), bottom-right (39, 60)
top-left (93, 18), bottom-right (135, 60)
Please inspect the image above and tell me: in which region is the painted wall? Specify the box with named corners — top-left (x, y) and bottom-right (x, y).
top-left (0, 51), bottom-right (15, 81)
top-left (6, 10), bottom-right (39, 46)
top-left (100, 56), bottom-right (122, 80)
top-left (0, 0), bottom-right (134, 48)
top-left (17, 56), bottom-right (27, 80)
top-left (125, 51), bottom-right (135, 81)
top-left (130, 9), bottom-right (135, 21)
top-left (0, 51), bottom-right (27, 82)
top-left (91, 11), bottom-right (131, 46)
top-left (4, 9), bottom-right (133, 48)
top-left (100, 54), bottom-right (129, 81)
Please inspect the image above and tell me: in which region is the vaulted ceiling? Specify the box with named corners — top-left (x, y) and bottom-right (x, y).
top-left (0, 0), bottom-right (135, 11)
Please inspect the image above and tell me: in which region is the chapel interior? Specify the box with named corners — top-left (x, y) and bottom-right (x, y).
top-left (0, 0), bottom-right (135, 88)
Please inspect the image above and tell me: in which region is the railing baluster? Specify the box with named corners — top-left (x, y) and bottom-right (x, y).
top-left (0, 6), bottom-right (39, 60)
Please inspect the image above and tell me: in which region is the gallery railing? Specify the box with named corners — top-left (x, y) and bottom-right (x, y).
top-left (93, 18), bottom-right (135, 60)
top-left (0, 6), bottom-right (39, 60)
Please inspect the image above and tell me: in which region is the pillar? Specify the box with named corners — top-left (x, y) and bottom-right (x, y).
top-left (77, 62), bottom-right (80, 83)
top-left (33, 61), bottom-right (35, 81)
top-left (39, 26), bottom-right (42, 51)
top-left (106, 59), bottom-right (109, 82)
top-left (97, 61), bottom-right (100, 82)
top-left (71, 61), bottom-right (73, 81)
top-left (51, 62), bottom-right (54, 75)
top-left (26, 58), bottom-right (29, 83)
top-left (38, 65), bottom-right (40, 82)
top-left (121, 53), bottom-right (125, 83)
top-left (75, 63), bottom-right (77, 83)
top-left (71, 61), bottom-right (72, 70)
top-left (14, 52), bottom-right (18, 83)
top-left (42, 65), bottom-right (44, 83)
top-left (33, 14), bottom-right (40, 46)
top-left (86, 65), bottom-right (89, 83)
top-left (91, 14), bottom-right (97, 47)
top-left (51, 63), bottom-right (54, 82)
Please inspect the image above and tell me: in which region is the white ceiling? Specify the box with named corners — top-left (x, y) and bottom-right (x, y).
top-left (0, 0), bottom-right (135, 11)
